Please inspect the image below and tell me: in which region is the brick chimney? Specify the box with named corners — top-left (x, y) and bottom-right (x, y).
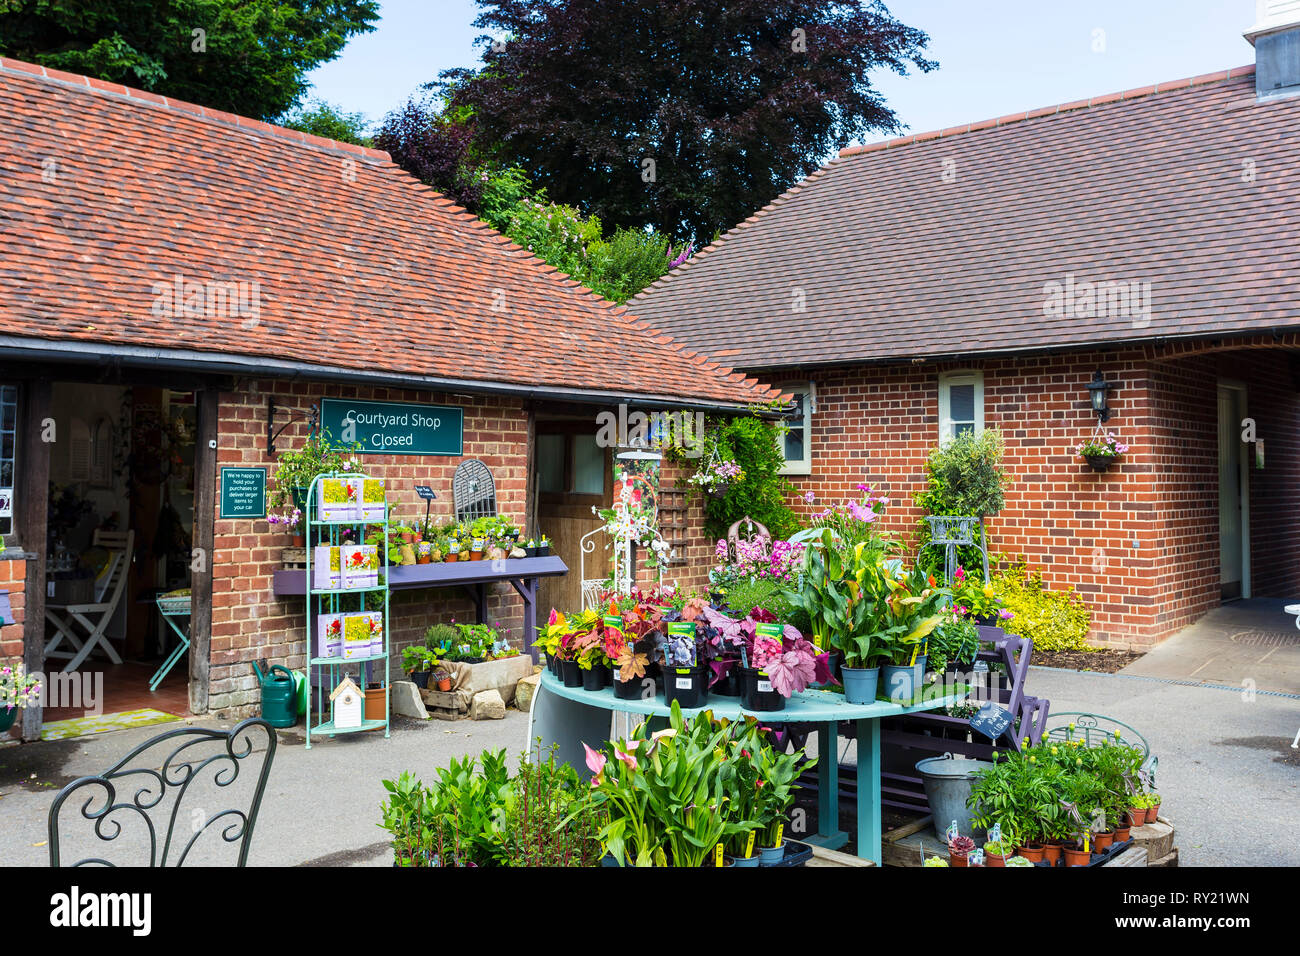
top-left (1245, 0), bottom-right (1300, 99)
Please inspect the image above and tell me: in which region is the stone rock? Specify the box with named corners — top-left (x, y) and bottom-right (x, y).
top-left (391, 680), bottom-right (429, 719)
top-left (515, 673), bottom-right (541, 712)
top-left (509, 547), bottom-right (526, 559)
top-left (469, 688), bottom-right (506, 720)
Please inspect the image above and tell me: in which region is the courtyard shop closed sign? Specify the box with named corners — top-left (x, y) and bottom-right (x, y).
top-left (321, 399), bottom-right (463, 456)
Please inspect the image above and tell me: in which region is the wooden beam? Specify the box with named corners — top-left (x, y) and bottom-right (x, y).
top-left (188, 387), bottom-right (217, 715)
top-left (18, 380), bottom-right (51, 741)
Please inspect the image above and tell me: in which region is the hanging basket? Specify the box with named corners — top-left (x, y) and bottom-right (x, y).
top-left (708, 481), bottom-right (734, 500)
top-left (925, 515), bottom-right (978, 545)
top-left (1083, 454), bottom-right (1116, 473)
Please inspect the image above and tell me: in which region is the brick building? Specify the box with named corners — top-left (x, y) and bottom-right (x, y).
top-left (633, 27), bottom-right (1300, 649)
top-left (0, 57), bottom-right (777, 737)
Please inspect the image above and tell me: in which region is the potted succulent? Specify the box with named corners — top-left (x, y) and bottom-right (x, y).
top-left (0, 663), bottom-right (41, 735)
top-left (982, 838), bottom-right (1011, 867)
top-left (947, 833), bottom-right (975, 867)
top-left (1076, 431), bottom-right (1129, 472)
top-left (924, 856), bottom-right (950, 867)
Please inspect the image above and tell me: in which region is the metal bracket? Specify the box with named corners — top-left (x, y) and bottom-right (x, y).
top-left (267, 398), bottom-right (319, 455)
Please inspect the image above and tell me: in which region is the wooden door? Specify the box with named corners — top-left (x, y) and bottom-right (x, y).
top-left (535, 424), bottom-right (611, 613)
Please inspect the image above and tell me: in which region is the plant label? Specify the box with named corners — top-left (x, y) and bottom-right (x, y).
top-left (945, 820), bottom-right (960, 843)
top-left (989, 823), bottom-right (1002, 844)
top-left (969, 702), bottom-right (1013, 740)
top-left (675, 677), bottom-right (692, 690)
top-left (757, 678), bottom-right (773, 693)
top-left (414, 485), bottom-right (437, 500)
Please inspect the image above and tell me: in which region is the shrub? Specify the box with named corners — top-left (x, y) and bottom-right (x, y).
top-left (721, 576), bottom-right (798, 624)
top-left (989, 565), bottom-right (1091, 652)
top-left (582, 227), bottom-right (671, 303)
top-left (697, 415), bottom-right (800, 541)
top-left (915, 429), bottom-right (1009, 577)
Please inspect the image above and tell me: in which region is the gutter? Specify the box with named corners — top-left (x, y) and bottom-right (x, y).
top-left (0, 335), bottom-right (787, 417)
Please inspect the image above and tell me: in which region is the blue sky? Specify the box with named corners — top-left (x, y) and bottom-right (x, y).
top-left (306, 0), bottom-right (1257, 144)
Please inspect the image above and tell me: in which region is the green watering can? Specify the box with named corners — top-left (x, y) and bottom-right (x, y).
top-left (253, 660), bottom-right (299, 728)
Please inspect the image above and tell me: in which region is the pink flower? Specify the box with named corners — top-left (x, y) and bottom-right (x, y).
top-left (613, 747), bottom-right (638, 770)
top-left (583, 742), bottom-right (606, 778)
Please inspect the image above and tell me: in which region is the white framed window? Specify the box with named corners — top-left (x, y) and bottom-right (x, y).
top-left (777, 382), bottom-right (814, 475)
top-left (938, 371), bottom-right (983, 442)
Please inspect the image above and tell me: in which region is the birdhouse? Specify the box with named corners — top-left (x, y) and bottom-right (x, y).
top-left (330, 676), bottom-right (364, 729)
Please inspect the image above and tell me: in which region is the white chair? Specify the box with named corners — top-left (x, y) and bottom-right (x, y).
top-left (44, 530), bottom-right (134, 674)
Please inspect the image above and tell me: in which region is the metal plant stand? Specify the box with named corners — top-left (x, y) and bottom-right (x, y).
top-left (304, 471), bottom-right (390, 748)
top-left (926, 514), bottom-right (988, 584)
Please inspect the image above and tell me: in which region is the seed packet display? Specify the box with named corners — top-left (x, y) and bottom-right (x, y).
top-left (312, 546), bottom-right (341, 591)
top-left (317, 612), bottom-right (343, 659)
top-left (318, 477), bottom-right (358, 521)
top-left (341, 544), bottom-right (378, 588)
top-left (664, 621), bottom-right (697, 668)
top-left (342, 613), bottom-right (373, 660)
top-left (358, 477), bottom-right (385, 521)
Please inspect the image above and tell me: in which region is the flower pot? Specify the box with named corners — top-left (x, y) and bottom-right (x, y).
top-left (1093, 830), bottom-right (1114, 852)
top-left (560, 659), bottom-right (583, 688)
top-left (759, 841), bottom-right (786, 866)
top-left (363, 685), bottom-right (387, 723)
top-left (581, 662), bottom-right (610, 692)
top-left (738, 666), bottom-right (785, 712)
top-left (881, 660), bottom-right (925, 702)
top-left (536, 544), bottom-right (550, 557)
top-left (436, 677), bottom-right (452, 692)
top-left (708, 482), bottom-right (733, 500)
top-left (410, 671), bottom-right (430, 689)
top-left (840, 665), bottom-right (879, 705)
top-left (1146, 803), bottom-right (1160, 824)
top-left (1083, 453), bottom-right (1114, 473)
top-left (710, 665), bottom-right (742, 697)
top-left (291, 534), bottom-right (306, 548)
top-left (985, 851), bottom-right (1006, 867)
top-left (1041, 843), bottom-right (1063, 866)
top-left (417, 553), bottom-right (431, 564)
top-left (469, 550), bottom-right (484, 561)
top-left (0, 706), bottom-right (17, 734)
top-left (1063, 847), bottom-right (1091, 867)
top-left (662, 665), bottom-right (707, 709)
top-left (612, 670), bottom-right (647, 700)
top-left (730, 851), bottom-right (760, 867)
top-left (445, 552), bottom-right (459, 562)
top-left (1114, 825), bottom-right (1131, 843)
top-left (1017, 843), bottom-right (1045, 863)
top-left (1127, 807), bottom-right (1145, 828)
top-left (948, 850), bottom-right (968, 867)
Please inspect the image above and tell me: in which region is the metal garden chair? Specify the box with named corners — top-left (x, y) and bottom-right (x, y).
top-left (1042, 711), bottom-right (1157, 782)
top-left (44, 529), bottom-right (135, 673)
top-left (48, 718), bottom-right (277, 867)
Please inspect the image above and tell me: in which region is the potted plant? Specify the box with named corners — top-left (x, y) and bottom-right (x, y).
top-left (688, 456), bottom-right (744, 499)
top-left (536, 535), bottom-right (551, 557)
top-left (982, 838), bottom-right (1011, 867)
top-left (267, 507), bottom-right (305, 547)
top-left (402, 645), bottom-right (439, 688)
top-left (269, 429), bottom-right (363, 514)
top-left (1076, 431), bottom-right (1129, 472)
top-left (0, 664), bottom-right (41, 734)
top-left (947, 834), bottom-right (975, 867)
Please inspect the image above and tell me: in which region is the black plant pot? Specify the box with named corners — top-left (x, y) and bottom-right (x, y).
top-left (581, 662), bottom-right (610, 691)
top-left (560, 659), bottom-right (583, 688)
top-left (535, 545), bottom-right (551, 557)
top-left (739, 666), bottom-right (786, 712)
top-left (612, 671), bottom-right (646, 700)
top-left (662, 665), bottom-right (707, 709)
top-left (410, 671), bottom-right (430, 689)
top-left (710, 665), bottom-right (742, 697)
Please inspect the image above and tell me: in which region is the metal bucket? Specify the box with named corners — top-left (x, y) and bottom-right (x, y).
top-left (915, 753), bottom-right (991, 842)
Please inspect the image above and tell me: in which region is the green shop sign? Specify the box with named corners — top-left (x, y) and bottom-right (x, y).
top-left (320, 399), bottom-right (464, 456)
top-left (219, 467), bottom-right (267, 519)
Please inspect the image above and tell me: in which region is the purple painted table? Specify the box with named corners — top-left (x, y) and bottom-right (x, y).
top-left (272, 556), bottom-right (568, 660)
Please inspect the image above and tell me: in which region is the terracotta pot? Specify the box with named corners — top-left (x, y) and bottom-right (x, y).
top-left (1041, 843), bottom-right (1063, 866)
top-left (401, 532), bottom-right (414, 544)
top-left (417, 553), bottom-right (431, 564)
top-left (948, 850), bottom-right (968, 868)
top-left (1114, 825), bottom-right (1131, 843)
top-left (1063, 847), bottom-right (1091, 867)
top-left (470, 550), bottom-right (484, 561)
top-left (363, 686), bottom-right (387, 724)
top-left (985, 852), bottom-right (1006, 868)
top-left (436, 677), bottom-right (452, 692)
top-left (1093, 830), bottom-right (1114, 852)
top-left (291, 534), bottom-right (305, 547)
top-left (1017, 843), bottom-right (1045, 863)
top-left (1128, 807), bottom-right (1145, 828)
top-left (445, 553), bottom-right (459, 562)
top-left (1146, 803), bottom-right (1160, 824)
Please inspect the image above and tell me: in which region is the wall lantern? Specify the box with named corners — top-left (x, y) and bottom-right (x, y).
top-left (1087, 371), bottom-right (1113, 422)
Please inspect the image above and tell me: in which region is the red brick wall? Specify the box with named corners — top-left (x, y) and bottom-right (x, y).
top-left (0, 558), bottom-right (25, 662)
top-left (740, 345), bottom-right (1300, 649)
top-left (209, 380), bottom-right (529, 717)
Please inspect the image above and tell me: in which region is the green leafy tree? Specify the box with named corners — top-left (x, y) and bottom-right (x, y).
top-left (0, 0), bottom-right (380, 120)
top-left (278, 99), bottom-right (373, 146)
top-left (441, 0), bottom-right (934, 242)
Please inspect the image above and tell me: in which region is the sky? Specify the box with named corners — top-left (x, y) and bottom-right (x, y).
top-left (306, 0), bottom-right (1259, 144)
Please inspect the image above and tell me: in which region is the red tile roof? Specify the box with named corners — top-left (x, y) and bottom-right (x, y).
top-left (0, 59), bottom-right (779, 410)
top-left (631, 65), bottom-right (1300, 371)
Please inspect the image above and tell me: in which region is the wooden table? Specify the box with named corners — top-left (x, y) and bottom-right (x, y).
top-left (272, 556), bottom-right (568, 661)
top-left (528, 670), bottom-right (965, 864)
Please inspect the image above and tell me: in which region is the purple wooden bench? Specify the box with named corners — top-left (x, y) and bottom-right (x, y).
top-left (785, 626), bottom-right (1051, 817)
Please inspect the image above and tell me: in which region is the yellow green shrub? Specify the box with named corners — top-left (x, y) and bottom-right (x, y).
top-left (989, 564), bottom-right (1092, 652)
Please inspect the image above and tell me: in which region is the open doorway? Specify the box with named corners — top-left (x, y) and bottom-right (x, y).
top-left (1217, 382), bottom-right (1250, 601)
top-left (42, 384), bottom-right (196, 729)
top-left (535, 417), bottom-right (612, 612)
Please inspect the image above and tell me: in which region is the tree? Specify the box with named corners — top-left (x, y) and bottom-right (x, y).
top-left (373, 98), bottom-right (487, 211)
top-left (0, 0), bottom-right (379, 120)
top-left (279, 100), bottom-right (373, 147)
top-left (441, 0), bottom-right (934, 243)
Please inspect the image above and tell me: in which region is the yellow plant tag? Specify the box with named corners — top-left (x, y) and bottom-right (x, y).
top-left (1083, 832), bottom-right (1090, 853)
top-left (745, 832), bottom-right (756, 858)
top-left (715, 843), bottom-right (724, 867)
top-left (775, 822), bottom-right (784, 846)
